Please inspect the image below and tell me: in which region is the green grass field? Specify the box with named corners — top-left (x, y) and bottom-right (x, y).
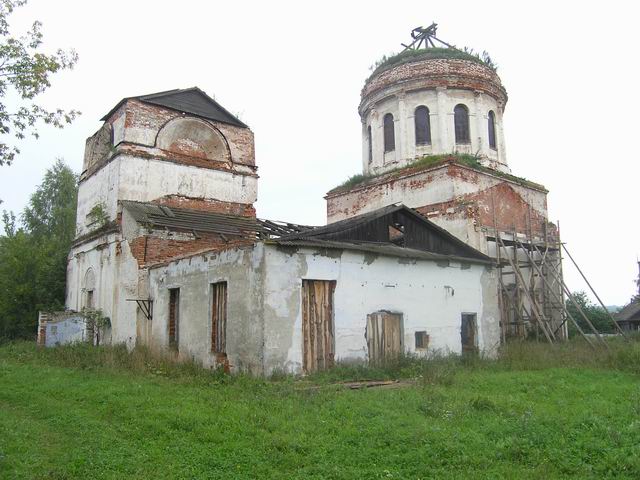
top-left (1, 341), bottom-right (639, 479)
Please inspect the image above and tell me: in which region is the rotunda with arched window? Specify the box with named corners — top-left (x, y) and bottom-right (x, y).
top-left (360, 47), bottom-right (509, 175)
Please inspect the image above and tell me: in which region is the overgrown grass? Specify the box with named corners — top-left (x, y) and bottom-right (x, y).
top-left (0, 341), bottom-right (233, 386)
top-left (1, 340), bottom-right (640, 478)
top-left (331, 153), bottom-right (547, 193)
top-left (3, 337), bottom-right (640, 386)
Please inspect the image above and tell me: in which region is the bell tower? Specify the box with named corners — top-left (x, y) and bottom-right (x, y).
top-left (67, 87), bottom-right (258, 346)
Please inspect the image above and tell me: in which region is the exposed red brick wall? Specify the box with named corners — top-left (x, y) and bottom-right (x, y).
top-left (123, 99), bottom-right (255, 166)
top-left (129, 232), bottom-right (254, 267)
top-left (83, 97), bottom-right (257, 180)
top-left (152, 195), bottom-right (256, 218)
top-left (362, 59), bottom-right (507, 108)
top-left (124, 99), bottom-right (174, 131)
top-left (416, 182), bottom-right (553, 239)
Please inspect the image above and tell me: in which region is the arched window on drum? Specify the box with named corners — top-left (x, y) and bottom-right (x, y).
top-left (454, 104), bottom-right (470, 144)
top-left (414, 106), bottom-right (431, 146)
top-left (383, 113), bottom-right (395, 153)
top-left (487, 110), bottom-right (497, 150)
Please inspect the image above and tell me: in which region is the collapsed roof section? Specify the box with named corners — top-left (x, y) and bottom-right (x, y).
top-left (121, 201), bottom-right (493, 265)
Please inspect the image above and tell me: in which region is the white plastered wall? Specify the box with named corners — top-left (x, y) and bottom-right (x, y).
top-left (363, 88), bottom-right (507, 176)
top-left (261, 245), bottom-right (500, 375)
top-left (147, 245), bottom-right (265, 373)
top-left (75, 154), bottom-right (258, 237)
top-left (66, 233), bottom-right (139, 347)
top-left (139, 243), bottom-right (499, 376)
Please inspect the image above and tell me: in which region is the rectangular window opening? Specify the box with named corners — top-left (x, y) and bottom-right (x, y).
top-left (461, 313), bottom-right (478, 355)
top-left (415, 331), bottom-right (429, 350)
top-left (86, 290), bottom-right (94, 309)
top-left (168, 288), bottom-right (180, 349)
top-left (211, 282), bottom-right (228, 354)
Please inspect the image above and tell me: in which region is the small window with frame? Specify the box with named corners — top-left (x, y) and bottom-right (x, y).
top-left (415, 331), bottom-right (430, 350)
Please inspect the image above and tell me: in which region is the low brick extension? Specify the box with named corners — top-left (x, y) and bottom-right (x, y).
top-left (129, 231), bottom-right (254, 268)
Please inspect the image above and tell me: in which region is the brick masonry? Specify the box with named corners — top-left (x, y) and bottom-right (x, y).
top-left (129, 231), bottom-right (254, 268)
top-left (81, 99), bottom-right (256, 182)
top-left (326, 162), bottom-right (555, 242)
top-left (152, 195), bottom-right (256, 218)
top-left (361, 58), bottom-right (507, 110)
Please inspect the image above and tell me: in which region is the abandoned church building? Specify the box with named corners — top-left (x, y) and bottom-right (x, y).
top-left (40, 26), bottom-right (591, 374)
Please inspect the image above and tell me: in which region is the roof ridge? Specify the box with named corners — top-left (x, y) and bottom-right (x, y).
top-left (100, 87), bottom-right (248, 128)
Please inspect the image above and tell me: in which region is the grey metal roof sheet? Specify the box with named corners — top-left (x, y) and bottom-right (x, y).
top-left (121, 201), bottom-right (494, 265)
top-left (272, 239), bottom-right (494, 265)
top-left (122, 201), bottom-right (259, 237)
top-left (101, 87), bottom-right (248, 128)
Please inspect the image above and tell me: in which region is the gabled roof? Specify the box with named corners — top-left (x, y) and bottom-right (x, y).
top-left (616, 301), bottom-right (640, 323)
top-left (278, 204), bottom-right (493, 263)
top-left (101, 87), bottom-right (248, 128)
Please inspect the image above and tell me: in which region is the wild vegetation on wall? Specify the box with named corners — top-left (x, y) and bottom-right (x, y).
top-left (0, 159), bottom-right (77, 341)
top-left (332, 153), bottom-right (544, 193)
top-left (369, 46), bottom-right (497, 80)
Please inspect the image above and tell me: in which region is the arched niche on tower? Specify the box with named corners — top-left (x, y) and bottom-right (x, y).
top-left (155, 117), bottom-right (231, 163)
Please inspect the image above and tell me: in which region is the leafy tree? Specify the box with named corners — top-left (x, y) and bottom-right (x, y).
top-left (0, 159), bottom-right (77, 340)
top-left (0, 0), bottom-right (79, 166)
top-left (566, 291), bottom-right (616, 337)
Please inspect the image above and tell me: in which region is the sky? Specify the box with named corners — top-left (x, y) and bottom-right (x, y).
top-left (0, 0), bottom-right (638, 305)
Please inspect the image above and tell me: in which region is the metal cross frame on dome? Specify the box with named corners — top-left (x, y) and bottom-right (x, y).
top-left (401, 23), bottom-right (454, 52)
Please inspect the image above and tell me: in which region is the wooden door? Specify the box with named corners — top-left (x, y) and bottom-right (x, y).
top-left (366, 312), bottom-right (403, 364)
top-left (461, 313), bottom-right (478, 355)
top-left (302, 280), bottom-right (336, 373)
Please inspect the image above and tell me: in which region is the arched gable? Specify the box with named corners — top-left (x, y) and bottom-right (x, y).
top-left (155, 117), bottom-right (231, 163)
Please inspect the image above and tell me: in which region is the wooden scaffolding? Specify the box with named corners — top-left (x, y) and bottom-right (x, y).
top-left (487, 225), bottom-right (625, 348)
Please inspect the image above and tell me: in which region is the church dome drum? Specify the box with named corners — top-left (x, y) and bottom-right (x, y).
top-left (360, 27), bottom-right (509, 175)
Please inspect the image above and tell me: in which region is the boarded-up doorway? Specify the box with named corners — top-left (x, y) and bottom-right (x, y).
top-left (461, 313), bottom-right (478, 355)
top-left (301, 280), bottom-right (336, 373)
top-left (366, 311), bottom-right (403, 364)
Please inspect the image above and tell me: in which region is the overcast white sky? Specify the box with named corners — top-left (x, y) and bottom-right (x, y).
top-left (1, 0), bottom-right (638, 305)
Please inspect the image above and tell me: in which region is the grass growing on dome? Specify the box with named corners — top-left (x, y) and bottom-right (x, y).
top-left (368, 47), bottom-right (497, 79)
